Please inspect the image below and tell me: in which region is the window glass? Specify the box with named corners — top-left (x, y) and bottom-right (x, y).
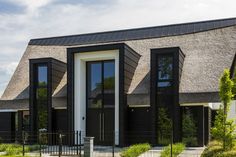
top-left (158, 56), bottom-right (173, 80)
top-left (38, 66), bottom-right (47, 86)
top-left (36, 64), bottom-right (48, 131)
top-left (104, 61), bottom-right (115, 108)
top-left (87, 62), bottom-right (102, 108)
top-left (23, 111), bottom-right (30, 131)
top-left (182, 107), bottom-right (198, 146)
top-left (89, 63), bottom-right (102, 98)
top-left (157, 81), bottom-right (172, 88)
top-left (156, 54), bottom-right (174, 145)
top-left (87, 61), bottom-right (115, 108)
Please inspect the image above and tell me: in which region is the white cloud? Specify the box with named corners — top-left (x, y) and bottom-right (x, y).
top-left (8, 0), bottom-right (53, 12)
top-left (0, 62), bottom-right (18, 75)
top-left (0, 0), bottom-right (236, 97)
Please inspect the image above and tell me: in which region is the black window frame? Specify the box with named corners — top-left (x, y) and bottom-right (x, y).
top-left (30, 58), bottom-right (52, 135)
top-left (86, 60), bottom-right (115, 110)
top-left (150, 47), bottom-right (182, 145)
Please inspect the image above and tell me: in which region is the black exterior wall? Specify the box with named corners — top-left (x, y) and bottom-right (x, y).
top-left (127, 107), bottom-right (152, 144)
top-left (204, 107), bottom-right (210, 145)
top-left (196, 106), bottom-right (205, 146)
top-left (150, 47), bottom-right (184, 145)
top-left (181, 106), bottom-right (208, 147)
top-left (52, 109), bottom-right (68, 132)
top-left (0, 112), bottom-right (15, 142)
top-left (29, 58), bottom-right (66, 135)
top-left (67, 43), bottom-right (140, 146)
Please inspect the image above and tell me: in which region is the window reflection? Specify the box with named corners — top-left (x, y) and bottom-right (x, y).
top-left (38, 66), bottom-right (47, 86)
top-left (87, 61), bottom-right (115, 109)
top-left (35, 64), bottom-right (48, 131)
top-left (156, 55), bottom-right (174, 145)
top-left (104, 61), bottom-right (115, 108)
top-left (22, 111), bottom-right (29, 131)
top-left (87, 62), bottom-right (102, 108)
top-left (158, 56), bottom-right (173, 80)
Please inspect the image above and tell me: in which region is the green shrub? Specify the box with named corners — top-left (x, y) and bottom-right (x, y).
top-left (183, 137), bottom-right (198, 146)
top-left (161, 143), bottom-right (185, 157)
top-left (28, 145), bottom-right (41, 151)
top-left (217, 150), bottom-right (236, 157)
top-left (0, 144), bottom-right (9, 152)
top-left (120, 143), bottom-right (151, 157)
top-left (5, 146), bottom-right (22, 155)
top-left (201, 140), bottom-right (236, 157)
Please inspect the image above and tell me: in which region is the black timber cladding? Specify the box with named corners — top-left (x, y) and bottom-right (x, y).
top-left (230, 53), bottom-right (236, 78)
top-left (51, 59), bottom-right (67, 93)
top-left (150, 47), bottom-right (183, 145)
top-left (29, 18), bottom-right (236, 46)
top-left (127, 107), bottom-right (152, 144)
top-left (29, 58), bottom-right (66, 134)
top-left (124, 45), bottom-right (141, 93)
top-left (67, 43), bottom-right (140, 146)
top-left (0, 112), bottom-right (16, 142)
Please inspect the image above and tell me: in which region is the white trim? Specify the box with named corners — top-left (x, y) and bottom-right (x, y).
top-left (74, 50), bottom-right (119, 145)
top-left (180, 103), bottom-right (208, 107)
top-left (180, 102), bottom-right (222, 110)
top-left (0, 109), bottom-right (17, 112)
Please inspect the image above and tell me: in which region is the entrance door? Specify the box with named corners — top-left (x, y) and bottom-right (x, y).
top-left (86, 60), bottom-right (115, 145)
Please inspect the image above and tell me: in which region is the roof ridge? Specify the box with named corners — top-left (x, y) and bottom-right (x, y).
top-left (30, 17), bottom-right (236, 41)
top-left (29, 17), bottom-right (236, 46)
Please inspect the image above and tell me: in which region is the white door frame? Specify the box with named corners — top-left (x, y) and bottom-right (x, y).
top-left (74, 50), bottom-right (119, 145)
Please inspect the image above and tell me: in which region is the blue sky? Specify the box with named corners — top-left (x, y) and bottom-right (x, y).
top-left (0, 0), bottom-right (236, 97)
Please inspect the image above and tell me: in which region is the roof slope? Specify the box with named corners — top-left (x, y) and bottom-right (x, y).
top-left (29, 17), bottom-right (236, 46)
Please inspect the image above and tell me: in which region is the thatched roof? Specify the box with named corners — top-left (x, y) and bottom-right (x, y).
top-left (1, 18), bottom-right (236, 109)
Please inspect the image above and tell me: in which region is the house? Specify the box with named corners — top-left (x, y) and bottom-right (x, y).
top-left (0, 17), bottom-right (236, 147)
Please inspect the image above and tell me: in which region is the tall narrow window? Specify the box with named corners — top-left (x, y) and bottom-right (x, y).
top-left (35, 65), bottom-right (48, 131)
top-left (156, 54), bottom-right (174, 145)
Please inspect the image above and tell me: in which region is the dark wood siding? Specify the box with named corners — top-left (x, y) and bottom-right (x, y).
top-left (124, 45), bottom-right (141, 93)
top-left (179, 49), bottom-right (185, 82)
top-left (150, 47), bottom-right (183, 145)
top-left (29, 58), bottom-right (66, 135)
top-left (52, 109), bottom-right (68, 132)
top-left (0, 112), bottom-right (15, 142)
top-left (51, 60), bottom-right (66, 93)
top-left (204, 107), bottom-right (210, 145)
top-left (127, 107), bottom-right (151, 145)
top-left (196, 106), bottom-right (204, 146)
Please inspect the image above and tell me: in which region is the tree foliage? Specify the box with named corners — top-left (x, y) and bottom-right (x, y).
top-left (232, 70), bottom-right (236, 98)
top-left (158, 107), bottom-right (172, 145)
top-left (219, 69), bottom-right (234, 111)
top-left (211, 69), bottom-right (235, 150)
top-left (182, 110), bottom-right (197, 146)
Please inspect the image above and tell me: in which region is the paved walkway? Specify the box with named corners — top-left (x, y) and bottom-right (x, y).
top-left (178, 147), bottom-right (205, 157)
top-left (139, 147), bottom-right (163, 157)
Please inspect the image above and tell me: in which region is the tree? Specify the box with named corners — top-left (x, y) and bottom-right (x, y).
top-left (158, 107), bottom-right (172, 145)
top-left (182, 110), bottom-right (197, 146)
top-left (232, 70), bottom-right (236, 97)
top-left (211, 69), bottom-right (235, 150)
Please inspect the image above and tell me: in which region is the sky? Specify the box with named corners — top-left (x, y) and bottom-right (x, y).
top-left (0, 0), bottom-right (236, 97)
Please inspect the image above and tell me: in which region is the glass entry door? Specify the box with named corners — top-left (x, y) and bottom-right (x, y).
top-left (86, 60), bottom-right (115, 145)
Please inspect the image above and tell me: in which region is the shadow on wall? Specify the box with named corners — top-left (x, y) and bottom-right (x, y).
top-left (15, 86), bottom-right (29, 99)
top-left (127, 72), bottom-right (150, 106)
